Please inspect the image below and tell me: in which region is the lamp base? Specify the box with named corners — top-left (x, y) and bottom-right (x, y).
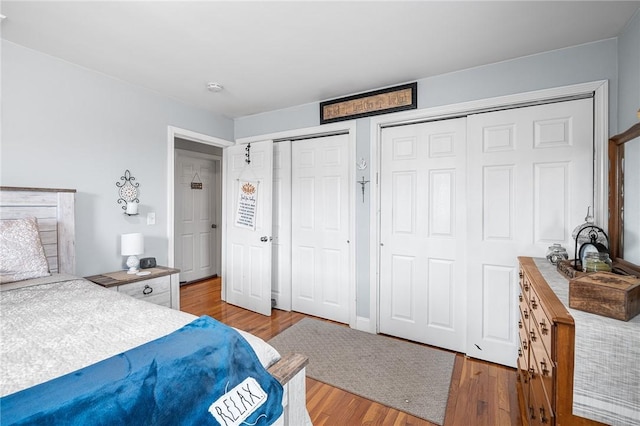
top-left (126, 255), bottom-right (140, 274)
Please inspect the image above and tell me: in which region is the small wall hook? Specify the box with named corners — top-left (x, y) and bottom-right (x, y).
top-left (357, 158), bottom-right (367, 170)
top-left (245, 143), bottom-right (251, 164)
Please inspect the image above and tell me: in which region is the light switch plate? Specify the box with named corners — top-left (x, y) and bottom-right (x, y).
top-left (147, 212), bottom-right (156, 225)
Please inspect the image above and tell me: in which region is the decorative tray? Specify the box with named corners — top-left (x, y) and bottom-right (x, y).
top-left (556, 259), bottom-right (588, 280)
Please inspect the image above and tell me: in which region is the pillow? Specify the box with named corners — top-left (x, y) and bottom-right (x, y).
top-left (0, 217), bottom-right (51, 283)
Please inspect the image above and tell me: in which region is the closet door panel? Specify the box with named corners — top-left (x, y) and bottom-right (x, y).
top-left (466, 98), bottom-right (594, 367)
top-left (380, 118), bottom-right (467, 353)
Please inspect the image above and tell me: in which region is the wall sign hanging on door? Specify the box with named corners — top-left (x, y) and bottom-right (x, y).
top-left (235, 180), bottom-right (259, 230)
top-left (191, 173), bottom-right (203, 190)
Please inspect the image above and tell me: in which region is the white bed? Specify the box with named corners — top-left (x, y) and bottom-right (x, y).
top-left (0, 186), bottom-right (310, 425)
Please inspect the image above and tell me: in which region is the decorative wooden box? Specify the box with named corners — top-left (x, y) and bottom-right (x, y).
top-left (569, 272), bottom-right (640, 321)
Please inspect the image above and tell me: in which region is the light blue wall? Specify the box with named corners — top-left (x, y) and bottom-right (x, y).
top-left (1, 41), bottom-right (234, 277)
top-left (235, 39), bottom-right (621, 319)
top-left (235, 39), bottom-right (619, 140)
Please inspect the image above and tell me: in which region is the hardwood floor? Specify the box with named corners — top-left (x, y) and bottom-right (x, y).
top-left (180, 277), bottom-right (522, 426)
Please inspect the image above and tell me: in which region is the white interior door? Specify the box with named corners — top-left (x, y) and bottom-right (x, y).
top-left (379, 118), bottom-right (467, 352)
top-left (291, 134), bottom-right (351, 323)
top-left (175, 151), bottom-right (218, 283)
top-left (272, 141), bottom-right (292, 310)
top-left (466, 98), bottom-right (594, 367)
top-left (223, 141), bottom-right (273, 316)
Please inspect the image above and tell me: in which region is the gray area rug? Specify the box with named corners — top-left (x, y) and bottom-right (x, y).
top-left (268, 318), bottom-right (455, 425)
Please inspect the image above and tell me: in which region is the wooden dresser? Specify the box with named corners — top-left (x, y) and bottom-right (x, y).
top-left (517, 257), bottom-right (604, 426)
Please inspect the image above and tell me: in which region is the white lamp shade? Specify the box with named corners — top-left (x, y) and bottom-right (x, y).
top-left (121, 233), bottom-right (144, 256)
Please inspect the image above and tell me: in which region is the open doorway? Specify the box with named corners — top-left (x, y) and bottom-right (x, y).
top-left (166, 126), bottom-right (234, 287)
top-left (174, 143), bottom-right (222, 284)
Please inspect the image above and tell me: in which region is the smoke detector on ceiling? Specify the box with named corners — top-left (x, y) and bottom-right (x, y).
top-left (206, 82), bottom-right (224, 93)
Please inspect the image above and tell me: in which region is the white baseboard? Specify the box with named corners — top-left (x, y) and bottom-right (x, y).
top-left (355, 316), bottom-right (375, 334)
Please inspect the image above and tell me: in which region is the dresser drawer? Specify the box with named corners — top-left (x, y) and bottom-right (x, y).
top-left (517, 357), bottom-right (531, 415)
top-left (530, 311), bottom-right (553, 366)
top-left (529, 334), bottom-right (553, 383)
top-left (520, 270), bottom-right (533, 299)
top-left (530, 344), bottom-right (554, 409)
top-left (518, 308), bottom-right (531, 364)
top-left (529, 364), bottom-right (555, 426)
top-left (529, 283), bottom-right (554, 357)
top-left (519, 334), bottom-right (529, 371)
top-left (116, 276), bottom-right (171, 307)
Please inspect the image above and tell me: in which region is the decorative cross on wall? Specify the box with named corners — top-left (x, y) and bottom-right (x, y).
top-left (356, 158), bottom-right (369, 203)
top-left (358, 176), bottom-right (369, 203)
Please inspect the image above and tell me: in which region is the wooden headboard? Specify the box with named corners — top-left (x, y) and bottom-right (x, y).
top-left (0, 187), bottom-right (76, 274)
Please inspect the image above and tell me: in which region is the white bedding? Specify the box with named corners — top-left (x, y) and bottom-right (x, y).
top-left (0, 274), bottom-right (280, 397)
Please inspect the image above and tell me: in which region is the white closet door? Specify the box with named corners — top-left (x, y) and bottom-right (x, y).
top-left (291, 134), bottom-right (350, 323)
top-left (223, 141), bottom-right (273, 316)
top-left (466, 98), bottom-right (593, 367)
top-left (379, 118), bottom-right (468, 352)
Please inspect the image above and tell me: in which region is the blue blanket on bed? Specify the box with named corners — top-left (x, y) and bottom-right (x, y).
top-left (0, 316), bottom-right (283, 426)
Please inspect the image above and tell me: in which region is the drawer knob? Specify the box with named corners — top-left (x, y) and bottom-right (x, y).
top-left (524, 283), bottom-right (530, 292)
top-left (530, 298), bottom-right (538, 309)
top-left (530, 330), bottom-right (537, 341)
top-left (142, 285), bottom-right (153, 295)
top-left (518, 348), bottom-right (522, 357)
top-left (539, 319), bottom-right (548, 335)
top-left (540, 407), bottom-right (548, 423)
top-left (524, 309), bottom-right (529, 319)
top-left (540, 360), bottom-right (549, 376)
top-left (519, 294), bottom-right (523, 302)
top-left (518, 320), bottom-right (523, 329)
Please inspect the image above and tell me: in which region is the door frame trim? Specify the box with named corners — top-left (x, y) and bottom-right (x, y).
top-left (238, 121), bottom-right (358, 328)
top-left (166, 126), bottom-right (233, 273)
top-left (368, 80), bottom-right (608, 334)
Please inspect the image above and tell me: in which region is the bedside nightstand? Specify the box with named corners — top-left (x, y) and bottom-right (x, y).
top-left (85, 266), bottom-right (180, 309)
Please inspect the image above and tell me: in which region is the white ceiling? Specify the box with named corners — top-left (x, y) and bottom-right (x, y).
top-left (2, 1), bottom-right (639, 119)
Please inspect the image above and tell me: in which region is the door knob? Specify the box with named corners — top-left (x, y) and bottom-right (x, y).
top-left (211, 224), bottom-right (217, 229)
top-left (260, 236), bottom-right (269, 242)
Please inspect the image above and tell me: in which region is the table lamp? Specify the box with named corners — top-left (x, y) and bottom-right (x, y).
top-left (121, 233), bottom-right (144, 274)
